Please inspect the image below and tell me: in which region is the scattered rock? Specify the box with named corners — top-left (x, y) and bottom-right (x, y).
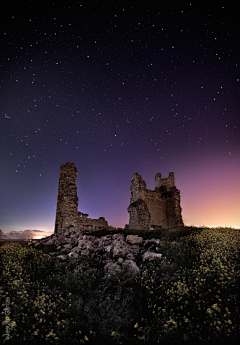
top-left (81, 249), bottom-right (90, 256)
top-left (32, 227), bottom-right (165, 276)
top-left (142, 252), bottom-right (162, 262)
top-left (113, 239), bottom-right (133, 259)
top-left (104, 261), bottom-right (122, 276)
top-left (68, 252), bottom-right (79, 259)
top-left (63, 244), bottom-right (72, 249)
top-left (117, 257), bottom-right (124, 265)
top-left (126, 235), bottom-right (143, 245)
top-left (122, 260), bottom-right (140, 274)
top-left (56, 255), bottom-right (68, 261)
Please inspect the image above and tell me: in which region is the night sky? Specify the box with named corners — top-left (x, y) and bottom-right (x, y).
top-left (1, 1), bottom-right (239, 239)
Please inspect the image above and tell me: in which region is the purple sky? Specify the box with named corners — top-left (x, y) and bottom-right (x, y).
top-left (1, 1), bottom-right (239, 239)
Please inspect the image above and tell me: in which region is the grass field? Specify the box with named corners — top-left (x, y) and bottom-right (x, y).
top-left (1, 226), bottom-right (239, 344)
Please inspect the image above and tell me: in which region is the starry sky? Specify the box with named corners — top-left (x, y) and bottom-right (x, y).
top-left (1, 1), bottom-right (239, 239)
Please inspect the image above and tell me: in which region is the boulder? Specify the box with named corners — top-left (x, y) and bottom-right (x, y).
top-left (117, 257), bottom-right (124, 265)
top-left (44, 239), bottom-right (55, 245)
top-left (126, 235), bottom-right (143, 245)
top-left (68, 252), bottom-right (79, 259)
top-left (122, 260), bottom-right (140, 274)
top-left (63, 244), bottom-right (72, 250)
top-left (113, 239), bottom-right (132, 259)
top-left (63, 237), bottom-right (72, 243)
top-left (104, 245), bottom-right (113, 254)
top-left (113, 234), bottom-right (124, 240)
top-left (71, 246), bottom-right (81, 254)
top-left (92, 238), bottom-right (103, 247)
top-left (126, 253), bottom-right (135, 260)
top-left (82, 235), bottom-right (96, 241)
top-left (81, 249), bottom-right (90, 256)
top-left (56, 255), bottom-right (68, 261)
top-left (142, 252), bottom-right (162, 262)
top-left (78, 239), bottom-right (92, 250)
top-left (104, 262), bottom-right (121, 276)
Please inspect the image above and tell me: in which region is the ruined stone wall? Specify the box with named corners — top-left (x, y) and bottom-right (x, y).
top-left (77, 212), bottom-right (108, 227)
top-left (55, 162), bottom-right (108, 234)
top-left (130, 172), bottom-right (147, 203)
top-left (155, 172), bottom-right (175, 190)
top-left (55, 162), bottom-right (79, 234)
top-left (127, 172), bottom-right (184, 229)
top-left (128, 199), bottom-right (151, 230)
top-left (164, 188), bottom-right (183, 228)
top-left (145, 190), bottom-right (168, 228)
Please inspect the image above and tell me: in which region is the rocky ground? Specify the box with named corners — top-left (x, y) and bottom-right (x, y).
top-left (27, 227), bottom-right (171, 277)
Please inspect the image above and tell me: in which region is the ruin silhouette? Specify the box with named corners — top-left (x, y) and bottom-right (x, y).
top-left (54, 162), bottom-right (184, 234)
top-left (127, 172), bottom-right (184, 229)
top-left (54, 162), bottom-right (108, 234)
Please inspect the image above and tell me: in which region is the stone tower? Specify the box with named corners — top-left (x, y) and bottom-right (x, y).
top-left (55, 162), bottom-right (79, 234)
top-left (55, 162), bottom-right (109, 234)
top-left (127, 172), bottom-right (184, 230)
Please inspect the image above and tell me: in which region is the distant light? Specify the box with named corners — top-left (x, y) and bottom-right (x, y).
top-left (185, 224), bottom-right (239, 229)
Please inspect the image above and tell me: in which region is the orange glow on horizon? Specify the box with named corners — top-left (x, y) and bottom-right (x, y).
top-left (185, 224), bottom-right (240, 230)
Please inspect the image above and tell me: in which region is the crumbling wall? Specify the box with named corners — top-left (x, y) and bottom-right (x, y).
top-left (127, 172), bottom-right (184, 229)
top-left (128, 199), bottom-right (151, 230)
top-left (55, 162), bottom-right (108, 234)
top-left (77, 212), bottom-right (108, 227)
top-left (145, 190), bottom-right (168, 228)
top-left (155, 172), bottom-right (175, 190)
top-left (130, 172), bottom-right (147, 203)
top-left (55, 162), bottom-right (79, 234)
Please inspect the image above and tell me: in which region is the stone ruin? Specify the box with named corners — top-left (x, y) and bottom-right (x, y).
top-left (55, 162), bottom-right (109, 235)
top-left (127, 172), bottom-right (184, 230)
top-left (54, 162), bottom-right (184, 235)
top-left (29, 165), bottom-right (184, 276)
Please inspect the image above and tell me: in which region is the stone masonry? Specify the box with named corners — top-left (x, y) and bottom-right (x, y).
top-left (55, 162), bottom-right (108, 234)
top-left (127, 172), bottom-right (184, 229)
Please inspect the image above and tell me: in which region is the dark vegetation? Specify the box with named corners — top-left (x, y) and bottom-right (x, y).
top-left (0, 226), bottom-right (239, 345)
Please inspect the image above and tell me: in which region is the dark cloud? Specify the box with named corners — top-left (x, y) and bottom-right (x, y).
top-left (0, 229), bottom-right (48, 240)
